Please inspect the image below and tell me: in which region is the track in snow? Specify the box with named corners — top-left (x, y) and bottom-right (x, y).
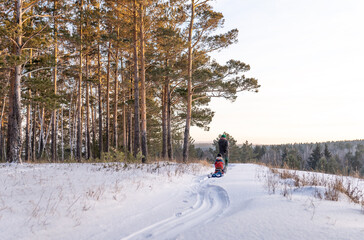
top-left (120, 184), bottom-right (230, 240)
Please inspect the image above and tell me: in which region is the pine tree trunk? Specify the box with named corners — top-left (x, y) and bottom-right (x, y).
top-left (38, 107), bottom-right (45, 159)
top-left (133, 0), bottom-right (140, 158)
top-left (43, 113), bottom-right (53, 158)
top-left (106, 42), bottom-right (111, 153)
top-left (26, 49), bottom-right (33, 162)
top-left (51, 110), bottom-right (58, 162)
top-left (25, 49), bottom-right (35, 161)
top-left (128, 106), bottom-right (132, 153)
top-left (69, 95), bottom-right (73, 160)
top-left (166, 77), bottom-right (173, 160)
top-left (122, 69), bottom-right (127, 152)
top-left (127, 68), bottom-right (132, 153)
top-left (32, 102), bottom-right (36, 161)
top-left (0, 96), bottom-right (6, 161)
top-left (85, 54), bottom-right (91, 159)
top-left (7, 0), bottom-right (23, 163)
top-left (98, 44), bottom-right (103, 159)
top-left (73, 105), bottom-right (77, 159)
top-left (25, 91), bottom-right (31, 161)
top-left (122, 93), bottom-right (126, 152)
top-left (51, 1), bottom-right (58, 161)
top-left (90, 85), bottom-right (96, 158)
top-left (61, 107), bottom-right (64, 161)
top-left (139, 3), bottom-right (147, 163)
top-left (113, 47), bottom-right (119, 150)
top-left (0, 126), bottom-right (2, 162)
top-left (77, 0), bottom-right (84, 162)
top-left (182, 0), bottom-right (195, 163)
top-left (162, 59), bottom-right (173, 160)
top-left (161, 84), bottom-right (167, 159)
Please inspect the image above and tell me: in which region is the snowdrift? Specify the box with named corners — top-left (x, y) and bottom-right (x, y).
top-left (1, 163), bottom-right (363, 240)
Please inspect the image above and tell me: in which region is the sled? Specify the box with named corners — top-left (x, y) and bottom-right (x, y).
top-left (208, 171), bottom-right (224, 178)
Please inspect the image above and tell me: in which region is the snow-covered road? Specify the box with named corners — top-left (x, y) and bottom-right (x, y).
top-left (120, 164), bottom-right (364, 240)
top-left (121, 183), bottom-right (229, 240)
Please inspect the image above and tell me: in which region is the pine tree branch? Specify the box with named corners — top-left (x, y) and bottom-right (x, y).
top-left (23, 15), bottom-right (54, 24)
top-left (22, 48), bottom-right (42, 51)
top-left (192, 27), bottom-right (208, 49)
top-left (192, 95), bottom-right (208, 102)
top-left (107, 0), bottom-right (133, 15)
top-left (22, 67), bottom-right (53, 77)
top-left (192, 93), bottom-right (228, 102)
top-left (4, 35), bottom-right (20, 49)
top-left (170, 79), bottom-right (185, 94)
top-left (195, 0), bottom-right (210, 8)
top-left (21, 23), bottom-right (50, 49)
top-left (23, 0), bottom-right (43, 14)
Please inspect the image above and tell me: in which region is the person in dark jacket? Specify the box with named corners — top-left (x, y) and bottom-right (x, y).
top-left (218, 134), bottom-right (229, 172)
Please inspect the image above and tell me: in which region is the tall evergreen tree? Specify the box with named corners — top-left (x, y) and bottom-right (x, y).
top-left (324, 144), bottom-right (332, 160)
top-left (182, 0), bottom-right (259, 162)
top-left (2, 0), bottom-right (53, 163)
top-left (308, 144), bottom-right (322, 170)
top-left (132, 0), bottom-right (140, 158)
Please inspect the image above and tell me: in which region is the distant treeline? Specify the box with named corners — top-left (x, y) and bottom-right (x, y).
top-left (198, 133), bottom-right (364, 177)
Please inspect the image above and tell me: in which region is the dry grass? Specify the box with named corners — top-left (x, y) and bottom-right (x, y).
top-left (199, 159), bottom-right (211, 168)
top-left (264, 166), bottom-right (364, 210)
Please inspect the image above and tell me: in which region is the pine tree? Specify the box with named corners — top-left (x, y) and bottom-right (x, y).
top-left (324, 144), bottom-right (332, 160)
top-left (132, 0), bottom-right (141, 158)
top-left (308, 144), bottom-right (322, 170)
top-left (182, 0), bottom-right (259, 162)
top-left (182, 0), bottom-right (196, 163)
top-left (281, 147), bottom-right (288, 166)
top-left (51, 0), bottom-right (59, 161)
top-left (139, 0), bottom-right (148, 163)
top-left (3, 0), bottom-right (54, 163)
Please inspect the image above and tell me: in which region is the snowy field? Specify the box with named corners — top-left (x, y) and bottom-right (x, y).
top-left (1, 162), bottom-right (364, 240)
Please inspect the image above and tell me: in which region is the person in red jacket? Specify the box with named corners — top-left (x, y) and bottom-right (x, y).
top-left (214, 153), bottom-right (225, 174)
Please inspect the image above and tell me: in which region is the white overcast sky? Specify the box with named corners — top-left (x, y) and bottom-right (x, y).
top-left (190, 0), bottom-right (364, 145)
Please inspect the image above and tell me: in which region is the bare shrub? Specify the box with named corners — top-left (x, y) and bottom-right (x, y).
top-left (86, 185), bottom-right (105, 201)
top-left (281, 182), bottom-right (292, 200)
top-left (264, 165), bottom-right (364, 212)
top-left (324, 181), bottom-right (340, 201)
top-left (342, 181), bottom-right (362, 204)
top-left (314, 188), bottom-right (323, 200)
top-left (174, 164), bottom-right (186, 177)
top-left (279, 169), bottom-right (296, 180)
top-left (265, 170), bottom-right (279, 194)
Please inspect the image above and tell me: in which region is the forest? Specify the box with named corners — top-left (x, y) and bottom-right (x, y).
top-left (0, 0), bottom-right (260, 163)
top-left (206, 134), bottom-right (364, 177)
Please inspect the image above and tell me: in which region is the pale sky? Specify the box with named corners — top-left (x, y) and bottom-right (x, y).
top-left (191, 0), bottom-right (364, 145)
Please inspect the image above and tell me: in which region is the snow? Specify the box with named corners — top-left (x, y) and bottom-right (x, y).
top-left (1, 163), bottom-right (364, 240)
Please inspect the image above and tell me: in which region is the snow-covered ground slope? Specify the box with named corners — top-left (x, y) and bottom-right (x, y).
top-left (1, 163), bottom-right (364, 240)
